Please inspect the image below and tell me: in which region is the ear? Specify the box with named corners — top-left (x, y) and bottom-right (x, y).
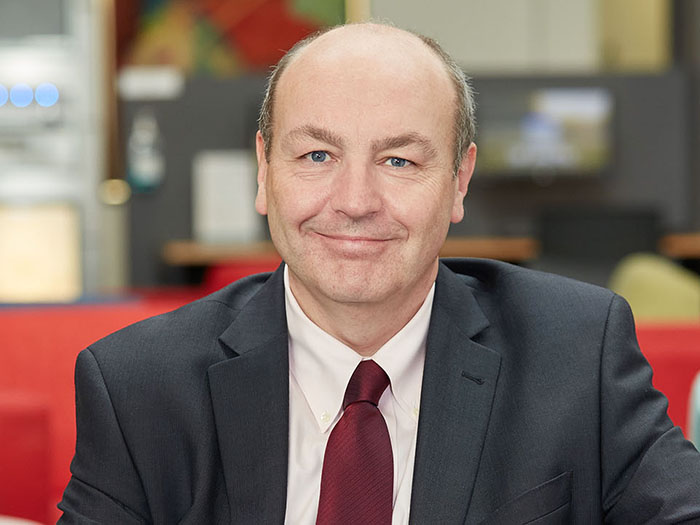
top-left (450, 142), bottom-right (477, 223)
top-left (254, 131), bottom-right (268, 216)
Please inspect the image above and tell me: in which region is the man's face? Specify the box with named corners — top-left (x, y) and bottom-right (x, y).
top-left (255, 27), bottom-right (476, 310)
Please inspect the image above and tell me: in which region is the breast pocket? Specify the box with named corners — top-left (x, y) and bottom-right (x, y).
top-left (477, 471), bottom-right (572, 525)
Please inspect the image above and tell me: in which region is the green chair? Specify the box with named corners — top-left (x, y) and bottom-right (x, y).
top-left (609, 253), bottom-right (700, 322)
top-left (691, 372), bottom-right (700, 450)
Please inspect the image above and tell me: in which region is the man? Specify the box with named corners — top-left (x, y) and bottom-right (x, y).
top-left (59, 23), bottom-right (700, 524)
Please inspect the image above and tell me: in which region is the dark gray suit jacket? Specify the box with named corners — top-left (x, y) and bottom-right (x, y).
top-left (58, 259), bottom-right (700, 524)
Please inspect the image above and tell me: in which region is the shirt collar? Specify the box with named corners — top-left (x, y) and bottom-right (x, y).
top-left (285, 266), bottom-right (433, 432)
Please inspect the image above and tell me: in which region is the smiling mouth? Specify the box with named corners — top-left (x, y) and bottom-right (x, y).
top-left (317, 233), bottom-right (391, 242)
top-left (313, 231), bottom-right (396, 255)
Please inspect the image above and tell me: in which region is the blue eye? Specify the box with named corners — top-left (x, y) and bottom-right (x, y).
top-left (386, 157), bottom-right (409, 168)
top-left (307, 151), bottom-right (329, 162)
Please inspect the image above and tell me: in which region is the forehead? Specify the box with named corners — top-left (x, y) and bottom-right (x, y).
top-left (292, 25), bottom-right (442, 74)
top-left (272, 27), bottom-right (456, 146)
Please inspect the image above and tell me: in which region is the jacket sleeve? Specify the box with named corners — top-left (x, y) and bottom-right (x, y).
top-left (601, 295), bottom-right (700, 523)
top-left (58, 348), bottom-right (151, 524)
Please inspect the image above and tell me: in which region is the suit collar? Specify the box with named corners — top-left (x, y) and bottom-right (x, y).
top-left (409, 261), bottom-right (502, 524)
top-left (217, 264), bottom-right (287, 356)
top-left (432, 260), bottom-right (490, 338)
top-left (208, 264), bottom-right (289, 523)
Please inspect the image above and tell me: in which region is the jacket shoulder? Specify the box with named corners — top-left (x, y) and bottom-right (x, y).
top-left (443, 257), bottom-right (615, 302)
top-left (87, 272), bottom-right (274, 364)
top-left (441, 257), bottom-right (618, 331)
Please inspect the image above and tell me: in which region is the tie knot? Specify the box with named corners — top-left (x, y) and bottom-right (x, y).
top-left (343, 360), bottom-right (390, 409)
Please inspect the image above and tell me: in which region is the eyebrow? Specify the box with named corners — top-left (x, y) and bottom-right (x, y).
top-left (285, 125), bottom-right (345, 149)
top-left (371, 132), bottom-right (438, 159)
top-left (284, 126), bottom-right (438, 159)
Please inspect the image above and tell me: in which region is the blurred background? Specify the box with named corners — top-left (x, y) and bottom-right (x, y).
top-left (2, 0), bottom-right (700, 299)
top-left (1, 0), bottom-right (700, 523)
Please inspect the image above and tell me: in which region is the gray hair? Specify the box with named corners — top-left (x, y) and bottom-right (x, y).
top-left (258, 24), bottom-right (476, 175)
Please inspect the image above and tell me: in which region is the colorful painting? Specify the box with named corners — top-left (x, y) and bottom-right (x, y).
top-left (123, 0), bottom-right (345, 75)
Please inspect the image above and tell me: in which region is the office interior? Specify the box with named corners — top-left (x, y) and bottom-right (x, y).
top-left (1, 0), bottom-right (700, 523)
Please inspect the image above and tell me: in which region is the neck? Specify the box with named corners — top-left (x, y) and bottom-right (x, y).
top-left (288, 264), bottom-right (437, 357)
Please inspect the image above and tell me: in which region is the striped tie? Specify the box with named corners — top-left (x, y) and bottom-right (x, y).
top-left (316, 360), bottom-right (393, 524)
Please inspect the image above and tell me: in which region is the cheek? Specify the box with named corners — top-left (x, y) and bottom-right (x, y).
top-left (267, 173), bottom-right (329, 225)
top-left (384, 180), bottom-right (455, 230)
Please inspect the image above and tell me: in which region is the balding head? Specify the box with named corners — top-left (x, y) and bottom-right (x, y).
top-left (258, 23), bottom-right (476, 176)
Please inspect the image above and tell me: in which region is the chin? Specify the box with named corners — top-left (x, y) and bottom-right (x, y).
top-left (315, 270), bottom-right (398, 305)
top-left (324, 282), bottom-right (384, 303)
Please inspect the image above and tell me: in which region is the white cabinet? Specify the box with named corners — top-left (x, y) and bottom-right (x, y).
top-left (0, 0), bottom-right (112, 301)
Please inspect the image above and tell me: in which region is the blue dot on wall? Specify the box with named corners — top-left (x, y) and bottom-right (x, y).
top-left (10, 83), bottom-right (33, 108)
top-left (35, 82), bottom-right (59, 107)
top-left (0, 84), bottom-right (8, 107)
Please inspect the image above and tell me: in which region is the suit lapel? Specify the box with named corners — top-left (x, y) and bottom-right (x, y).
top-left (208, 266), bottom-right (289, 523)
top-left (409, 262), bottom-right (502, 524)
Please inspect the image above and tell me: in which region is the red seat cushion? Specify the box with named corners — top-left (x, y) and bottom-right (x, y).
top-left (0, 394), bottom-right (50, 523)
top-left (0, 294), bottom-right (201, 523)
top-left (637, 324), bottom-right (700, 435)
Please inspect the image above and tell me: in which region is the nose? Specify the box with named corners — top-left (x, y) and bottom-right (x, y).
top-left (329, 162), bottom-right (382, 219)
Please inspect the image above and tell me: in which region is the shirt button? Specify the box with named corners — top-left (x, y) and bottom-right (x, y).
top-left (320, 411), bottom-right (331, 423)
top-left (413, 407), bottom-right (419, 418)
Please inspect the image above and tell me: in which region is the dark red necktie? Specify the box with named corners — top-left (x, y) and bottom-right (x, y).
top-left (316, 360), bottom-right (393, 525)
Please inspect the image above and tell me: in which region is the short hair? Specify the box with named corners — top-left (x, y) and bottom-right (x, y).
top-left (257, 24), bottom-right (477, 176)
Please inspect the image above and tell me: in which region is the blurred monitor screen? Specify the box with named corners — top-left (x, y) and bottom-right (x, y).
top-left (476, 87), bottom-right (613, 178)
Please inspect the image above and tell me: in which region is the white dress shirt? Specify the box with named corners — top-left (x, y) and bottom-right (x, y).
top-left (283, 266), bottom-right (434, 524)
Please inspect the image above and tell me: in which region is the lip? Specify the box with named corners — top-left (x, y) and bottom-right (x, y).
top-left (317, 233), bottom-right (391, 242)
top-left (313, 231), bottom-right (395, 256)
